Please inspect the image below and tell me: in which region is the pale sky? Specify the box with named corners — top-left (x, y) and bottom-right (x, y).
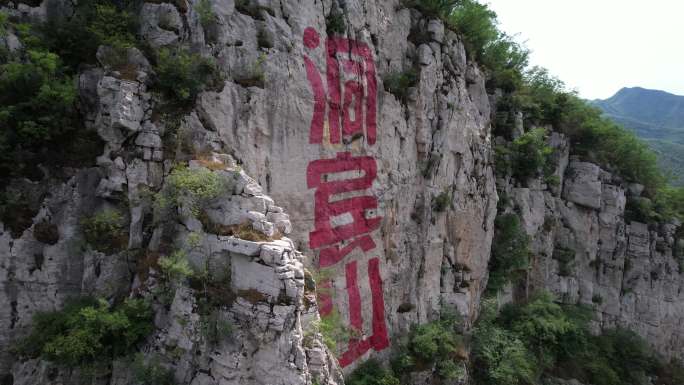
top-left (485, 0), bottom-right (684, 100)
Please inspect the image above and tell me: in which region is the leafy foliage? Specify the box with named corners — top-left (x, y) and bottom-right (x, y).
top-left (498, 292), bottom-right (582, 370)
top-left (199, 309), bottom-right (234, 345)
top-left (17, 298), bottom-right (153, 368)
top-left (81, 209), bottom-right (128, 254)
top-left (383, 69), bottom-right (418, 102)
top-left (392, 313), bottom-right (465, 380)
top-left (325, 10), bottom-right (346, 35)
top-left (155, 165), bottom-right (226, 218)
top-left (317, 309), bottom-right (351, 353)
top-left (195, 0), bottom-right (216, 28)
top-left (432, 189), bottom-right (452, 212)
top-left (495, 128), bottom-right (553, 181)
top-left (40, 0), bottom-right (139, 69)
top-left (158, 250), bottom-right (194, 283)
top-left (132, 353), bottom-right (176, 385)
top-left (153, 48), bottom-right (219, 106)
top-left (472, 292), bottom-right (676, 385)
top-left (403, 0), bottom-right (460, 19)
top-left (347, 359), bottom-right (401, 385)
top-left (472, 321), bottom-right (537, 385)
top-left (0, 14), bottom-right (102, 182)
top-left (487, 213), bottom-right (530, 294)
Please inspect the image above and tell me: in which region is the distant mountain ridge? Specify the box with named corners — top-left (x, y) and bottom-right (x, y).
top-left (593, 87), bottom-right (684, 185)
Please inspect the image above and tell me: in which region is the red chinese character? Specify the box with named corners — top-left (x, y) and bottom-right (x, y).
top-left (338, 258), bottom-right (389, 367)
top-left (303, 27), bottom-right (377, 145)
top-left (306, 152), bottom-right (381, 250)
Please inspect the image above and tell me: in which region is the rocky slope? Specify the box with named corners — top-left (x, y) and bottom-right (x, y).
top-left (0, 0), bottom-right (682, 384)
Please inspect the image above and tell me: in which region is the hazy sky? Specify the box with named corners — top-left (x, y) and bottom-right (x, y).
top-left (485, 0), bottom-right (684, 100)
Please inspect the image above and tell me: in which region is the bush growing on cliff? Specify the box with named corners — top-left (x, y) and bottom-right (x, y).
top-left (0, 14), bottom-right (102, 183)
top-left (40, 0), bottom-right (139, 69)
top-left (486, 213), bottom-right (530, 294)
top-left (154, 165), bottom-right (226, 219)
top-left (153, 47), bottom-right (220, 106)
top-left (81, 209), bottom-right (128, 254)
top-left (17, 298), bottom-right (153, 368)
top-left (347, 359), bottom-right (400, 385)
top-left (158, 250), bottom-right (194, 283)
top-left (392, 313), bottom-right (465, 380)
top-left (472, 293), bottom-right (672, 385)
top-left (403, 0), bottom-right (460, 19)
top-left (383, 68), bottom-right (418, 102)
top-left (132, 353), bottom-right (176, 385)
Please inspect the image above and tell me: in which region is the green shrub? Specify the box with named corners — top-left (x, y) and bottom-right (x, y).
top-left (472, 323), bottom-right (537, 385)
top-left (432, 190), bottom-right (452, 212)
top-left (317, 309), bottom-right (350, 353)
top-left (195, 0), bottom-right (215, 28)
top-left (88, 3), bottom-right (137, 49)
top-left (0, 17), bottom-right (103, 182)
top-left (153, 48), bottom-right (219, 105)
top-left (326, 10), bottom-right (346, 35)
top-left (199, 309), bottom-right (233, 345)
top-left (81, 209), bottom-right (128, 254)
top-left (446, 0), bottom-right (497, 58)
top-left (40, 0), bottom-right (138, 69)
top-left (487, 213), bottom-right (530, 294)
top-left (510, 127), bottom-right (554, 180)
top-left (158, 250), bottom-right (193, 283)
top-left (552, 247), bottom-right (575, 277)
top-left (0, 12), bottom-right (7, 37)
top-left (383, 69), bottom-right (418, 102)
top-left (132, 353), bottom-right (176, 385)
top-left (403, 0), bottom-right (460, 19)
top-left (347, 359), bottom-right (400, 385)
top-left (235, 53), bottom-right (266, 88)
top-left (392, 314), bottom-right (464, 379)
top-left (155, 165), bottom-right (226, 218)
top-left (17, 298), bottom-right (153, 368)
top-left (499, 292), bottom-right (581, 370)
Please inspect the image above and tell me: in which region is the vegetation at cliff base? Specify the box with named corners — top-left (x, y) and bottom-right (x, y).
top-left (347, 359), bottom-right (400, 385)
top-left (17, 298), bottom-right (153, 368)
top-left (471, 292), bottom-right (684, 385)
top-left (391, 312), bottom-right (465, 380)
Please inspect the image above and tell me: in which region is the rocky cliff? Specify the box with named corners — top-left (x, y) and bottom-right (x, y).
top-left (499, 141), bottom-right (684, 360)
top-left (1, 0), bottom-right (497, 384)
top-left (0, 0), bottom-right (682, 384)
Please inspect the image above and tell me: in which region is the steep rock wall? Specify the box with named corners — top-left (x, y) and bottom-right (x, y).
top-left (500, 133), bottom-right (684, 360)
top-left (176, 0), bottom-right (498, 369)
top-left (0, 0), bottom-right (498, 383)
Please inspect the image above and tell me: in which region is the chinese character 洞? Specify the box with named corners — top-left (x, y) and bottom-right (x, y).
top-left (303, 27), bottom-right (377, 146)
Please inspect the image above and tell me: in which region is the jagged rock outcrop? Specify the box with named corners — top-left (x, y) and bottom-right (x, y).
top-left (500, 134), bottom-right (684, 360)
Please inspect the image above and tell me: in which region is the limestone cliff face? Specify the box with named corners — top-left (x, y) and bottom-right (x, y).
top-left (499, 133), bottom-right (684, 360)
top-left (0, 0), bottom-right (497, 384)
top-left (2, 0), bottom-right (681, 383)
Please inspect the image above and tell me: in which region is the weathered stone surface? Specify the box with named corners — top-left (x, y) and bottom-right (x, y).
top-left (562, 161), bottom-right (603, 209)
top-left (505, 155), bottom-right (684, 360)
